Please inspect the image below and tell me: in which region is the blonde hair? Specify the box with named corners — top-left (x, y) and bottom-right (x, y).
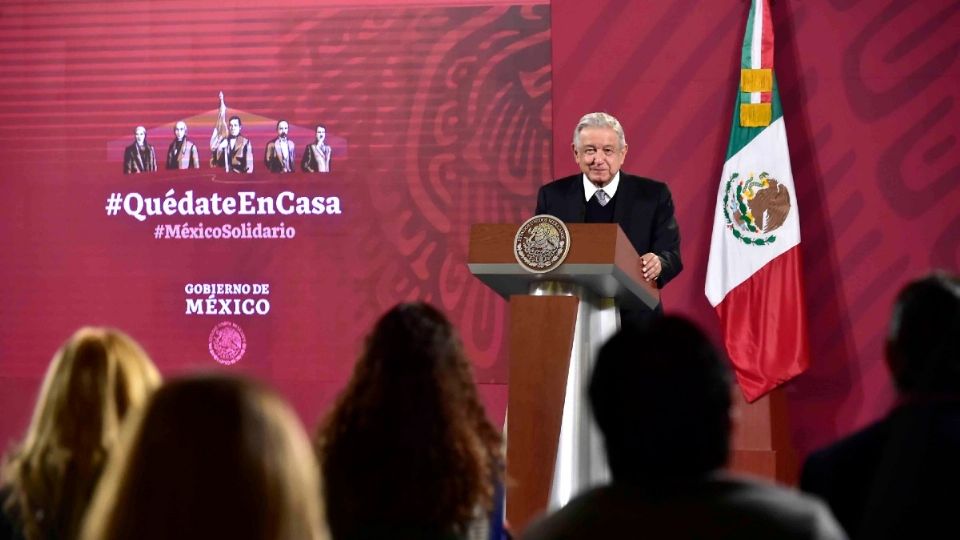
top-left (81, 374), bottom-right (328, 540)
top-left (1, 327), bottom-right (161, 540)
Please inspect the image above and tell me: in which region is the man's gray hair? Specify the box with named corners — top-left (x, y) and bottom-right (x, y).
top-left (573, 112), bottom-right (626, 149)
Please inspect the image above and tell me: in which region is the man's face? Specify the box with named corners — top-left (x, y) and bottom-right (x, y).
top-left (135, 127), bottom-right (146, 146)
top-left (174, 122), bottom-right (187, 141)
top-left (573, 126), bottom-right (627, 186)
top-left (316, 126), bottom-right (326, 144)
top-left (277, 121), bottom-right (288, 139)
top-left (229, 118), bottom-right (241, 138)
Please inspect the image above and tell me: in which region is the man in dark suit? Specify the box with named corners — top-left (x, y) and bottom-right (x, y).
top-left (535, 112), bottom-right (681, 321)
top-left (165, 121), bottom-right (200, 169)
top-left (123, 125), bottom-right (157, 174)
top-left (800, 272), bottom-right (960, 539)
top-left (301, 124), bottom-right (332, 173)
top-left (264, 120), bottom-right (296, 173)
top-left (522, 317), bottom-right (846, 540)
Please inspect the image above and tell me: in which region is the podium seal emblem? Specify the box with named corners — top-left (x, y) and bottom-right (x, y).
top-left (514, 214), bottom-right (571, 273)
top-left (209, 321), bottom-right (247, 365)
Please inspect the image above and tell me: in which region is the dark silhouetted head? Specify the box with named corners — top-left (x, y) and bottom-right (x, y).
top-left (589, 316), bottom-right (732, 492)
top-left (885, 272), bottom-right (960, 394)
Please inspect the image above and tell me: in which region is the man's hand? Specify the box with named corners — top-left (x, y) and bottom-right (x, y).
top-left (641, 253), bottom-right (661, 282)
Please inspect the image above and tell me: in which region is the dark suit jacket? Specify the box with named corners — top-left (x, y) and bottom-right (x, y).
top-left (123, 143), bottom-right (157, 174)
top-left (264, 138), bottom-right (296, 173)
top-left (522, 476), bottom-right (846, 540)
top-left (535, 172), bottom-right (682, 317)
top-left (166, 139), bottom-right (200, 169)
top-left (301, 143), bottom-right (332, 172)
top-left (801, 399), bottom-right (960, 539)
top-left (800, 417), bottom-right (888, 538)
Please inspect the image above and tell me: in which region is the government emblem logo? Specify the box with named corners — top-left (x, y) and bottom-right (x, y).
top-left (514, 215), bottom-right (571, 273)
top-left (723, 171), bottom-right (791, 246)
top-left (209, 321), bottom-right (247, 365)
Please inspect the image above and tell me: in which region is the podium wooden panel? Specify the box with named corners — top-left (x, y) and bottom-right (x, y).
top-left (507, 296), bottom-right (578, 529)
top-left (729, 387), bottom-right (798, 484)
top-left (468, 223), bottom-right (658, 532)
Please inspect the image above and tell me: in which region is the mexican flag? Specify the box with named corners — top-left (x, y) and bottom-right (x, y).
top-left (705, 0), bottom-right (809, 402)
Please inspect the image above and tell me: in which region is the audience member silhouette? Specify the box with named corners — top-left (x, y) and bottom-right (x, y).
top-left (522, 316), bottom-right (846, 540)
top-left (80, 374), bottom-right (328, 540)
top-left (0, 327), bottom-right (161, 540)
top-left (316, 302), bottom-right (503, 540)
top-left (801, 272), bottom-right (960, 539)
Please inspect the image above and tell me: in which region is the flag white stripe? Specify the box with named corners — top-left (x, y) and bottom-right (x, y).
top-left (751, 0), bottom-right (763, 69)
top-left (705, 116), bottom-right (800, 306)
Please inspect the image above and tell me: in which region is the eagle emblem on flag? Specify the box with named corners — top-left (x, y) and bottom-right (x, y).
top-left (722, 171), bottom-right (792, 247)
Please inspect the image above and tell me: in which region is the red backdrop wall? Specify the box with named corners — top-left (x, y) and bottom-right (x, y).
top-left (0, 0), bottom-right (550, 446)
top-left (552, 0), bottom-right (959, 457)
top-left (0, 0), bottom-right (957, 468)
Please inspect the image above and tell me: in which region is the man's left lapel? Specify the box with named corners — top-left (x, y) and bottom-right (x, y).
top-left (565, 176), bottom-right (586, 222)
top-left (613, 172), bottom-right (634, 226)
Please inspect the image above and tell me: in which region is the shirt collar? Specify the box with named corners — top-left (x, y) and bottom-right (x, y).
top-left (582, 171), bottom-right (621, 202)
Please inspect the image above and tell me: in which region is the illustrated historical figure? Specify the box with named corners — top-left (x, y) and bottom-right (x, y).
top-left (265, 120), bottom-right (296, 173)
top-left (165, 121), bottom-right (200, 169)
top-left (123, 126), bottom-right (157, 174)
top-left (301, 124), bottom-right (332, 173)
top-left (210, 92), bottom-right (253, 173)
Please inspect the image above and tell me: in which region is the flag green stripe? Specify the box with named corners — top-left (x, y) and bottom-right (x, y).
top-left (741, 0), bottom-right (756, 69)
top-left (725, 74), bottom-right (784, 160)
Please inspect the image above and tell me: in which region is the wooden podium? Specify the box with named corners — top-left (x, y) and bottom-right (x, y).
top-left (468, 223), bottom-right (658, 532)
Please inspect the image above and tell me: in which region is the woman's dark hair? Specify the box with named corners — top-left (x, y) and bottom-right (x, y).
top-left (317, 302), bottom-right (502, 538)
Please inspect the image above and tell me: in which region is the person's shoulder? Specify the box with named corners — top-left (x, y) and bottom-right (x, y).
top-left (719, 475), bottom-right (819, 506)
top-left (620, 172), bottom-right (669, 191)
top-left (804, 416), bottom-right (892, 473)
top-left (538, 174), bottom-right (580, 193)
top-left (711, 475), bottom-right (847, 539)
top-left (521, 487), bottom-right (611, 540)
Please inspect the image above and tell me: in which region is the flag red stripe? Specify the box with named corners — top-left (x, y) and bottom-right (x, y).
top-left (760, 0), bottom-right (774, 69)
top-left (715, 245), bottom-right (809, 402)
